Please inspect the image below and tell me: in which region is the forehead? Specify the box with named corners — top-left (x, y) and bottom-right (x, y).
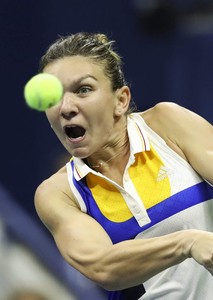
top-left (43, 56), bottom-right (106, 84)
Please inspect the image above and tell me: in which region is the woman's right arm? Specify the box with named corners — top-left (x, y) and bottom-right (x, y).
top-left (34, 171), bottom-right (213, 291)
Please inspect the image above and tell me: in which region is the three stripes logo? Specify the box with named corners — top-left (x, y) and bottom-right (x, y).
top-left (157, 166), bottom-right (173, 182)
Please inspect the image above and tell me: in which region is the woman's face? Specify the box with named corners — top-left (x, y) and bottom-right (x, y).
top-left (44, 56), bottom-right (130, 159)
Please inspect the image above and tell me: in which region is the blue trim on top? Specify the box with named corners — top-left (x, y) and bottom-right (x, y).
top-left (70, 160), bottom-right (213, 244)
top-left (143, 181), bottom-right (213, 231)
top-left (71, 161), bottom-right (92, 213)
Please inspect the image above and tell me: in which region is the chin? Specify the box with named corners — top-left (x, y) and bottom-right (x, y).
top-left (69, 147), bottom-right (91, 160)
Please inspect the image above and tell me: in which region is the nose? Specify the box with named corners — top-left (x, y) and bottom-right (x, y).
top-left (60, 92), bottom-right (78, 120)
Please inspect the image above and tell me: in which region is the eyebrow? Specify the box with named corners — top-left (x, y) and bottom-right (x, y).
top-left (70, 74), bottom-right (98, 87)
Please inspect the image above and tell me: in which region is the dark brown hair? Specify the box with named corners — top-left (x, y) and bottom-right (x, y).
top-left (39, 32), bottom-right (137, 113)
top-left (39, 32), bottom-right (126, 91)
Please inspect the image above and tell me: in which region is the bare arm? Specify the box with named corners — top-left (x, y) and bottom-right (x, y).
top-left (35, 169), bottom-right (213, 291)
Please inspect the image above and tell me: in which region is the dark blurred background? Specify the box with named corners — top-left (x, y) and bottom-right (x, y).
top-left (0, 0), bottom-right (213, 298)
top-left (1, 0), bottom-right (213, 221)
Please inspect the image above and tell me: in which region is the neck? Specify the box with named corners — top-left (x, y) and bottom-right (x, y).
top-left (86, 135), bottom-right (130, 171)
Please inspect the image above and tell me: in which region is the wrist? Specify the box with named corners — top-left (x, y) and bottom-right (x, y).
top-left (180, 229), bottom-right (199, 258)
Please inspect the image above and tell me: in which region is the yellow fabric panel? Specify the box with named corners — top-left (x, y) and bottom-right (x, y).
top-left (86, 145), bottom-right (171, 222)
top-left (86, 173), bottom-right (133, 222)
top-left (128, 146), bottom-right (171, 209)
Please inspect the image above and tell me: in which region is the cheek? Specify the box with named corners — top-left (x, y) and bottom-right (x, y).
top-left (94, 94), bottom-right (116, 117)
top-left (92, 109), bottom-right (115, 137)
top-left (45, 108), bottom-right (58, 127)
top-left (45, 109), bottom-right (53, 123)
top-left (45, 109), bottom-right (63, 141)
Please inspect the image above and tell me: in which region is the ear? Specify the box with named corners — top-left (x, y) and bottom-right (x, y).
top-left (114, 86), bottom-right (131, 116)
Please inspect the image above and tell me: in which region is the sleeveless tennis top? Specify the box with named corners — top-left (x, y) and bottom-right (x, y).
top-left (66, 113), bottom-right (213, 300)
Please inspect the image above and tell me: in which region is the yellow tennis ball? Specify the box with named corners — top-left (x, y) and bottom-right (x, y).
top-left (24, 73), bottom-right (63, 111)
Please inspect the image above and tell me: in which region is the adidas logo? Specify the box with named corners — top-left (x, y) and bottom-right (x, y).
top-left (157, 165), bottom-right (173, 182)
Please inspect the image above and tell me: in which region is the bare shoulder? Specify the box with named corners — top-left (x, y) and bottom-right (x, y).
top-left (34, 165), bottom-right (79, 232)
top-left (141, 102), bottom-right (187, 125)
top-left (139, 102), bottom-right (213, 168)
top-left (140, 101), bottom-right (212, 134)
top-left (140, 102), bottom-right (188, 142)
top-left (139, 102), bottom-right (213, 161)
top-left (35, 166), bottom-right (69, 199)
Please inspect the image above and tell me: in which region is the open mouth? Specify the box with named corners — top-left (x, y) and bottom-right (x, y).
top-left (64, 125), bottom-right (86, 139)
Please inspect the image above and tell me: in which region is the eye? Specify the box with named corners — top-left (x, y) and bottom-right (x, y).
top-left (77, 86), bottom-right (92, 94)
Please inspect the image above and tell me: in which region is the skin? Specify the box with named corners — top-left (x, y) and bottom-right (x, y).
top-left (35, 56), bottom-right (213, 291)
